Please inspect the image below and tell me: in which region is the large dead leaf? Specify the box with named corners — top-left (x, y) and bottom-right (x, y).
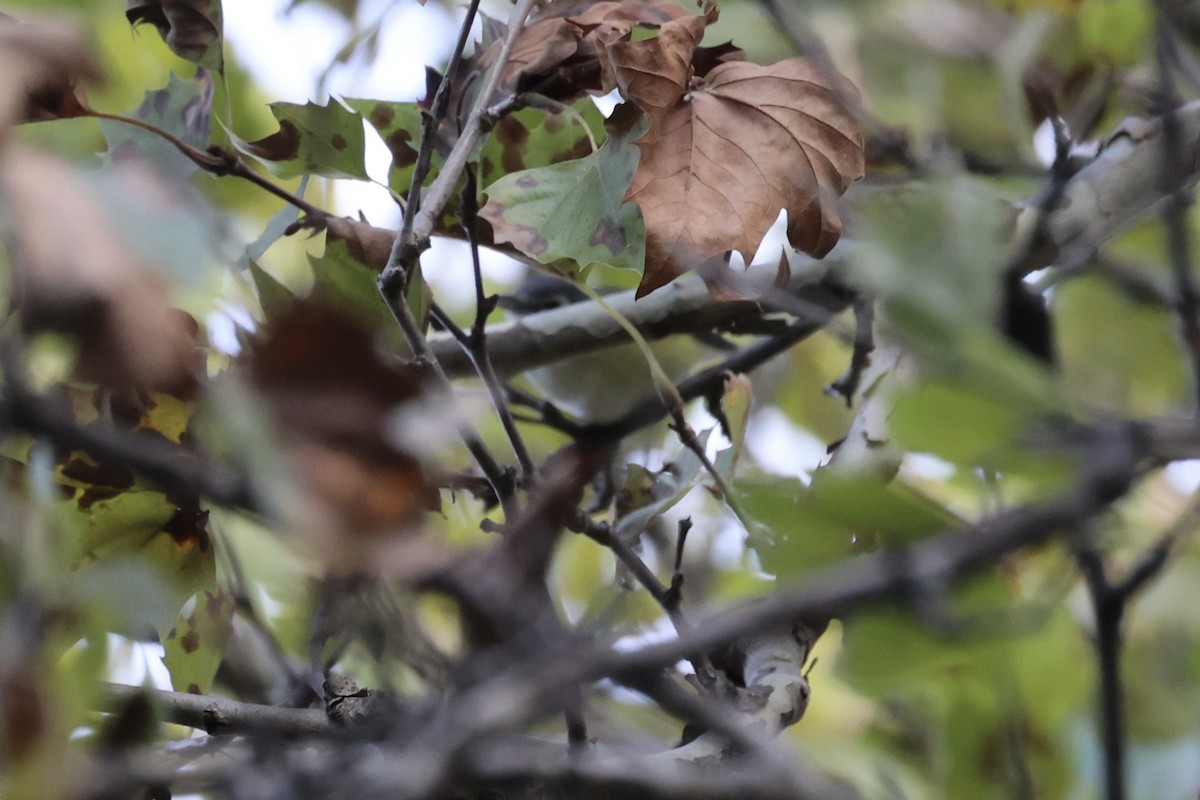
top-left (243, 303), bottom-right (445, 577)
top-left (126, 0), bottom-right (224, 74)
top-left (606, 9), bottom-right (864, 295)
top-left (0, 15), bottom-right (100, 132)
top-left (3, 150), bottom-right (203, 395)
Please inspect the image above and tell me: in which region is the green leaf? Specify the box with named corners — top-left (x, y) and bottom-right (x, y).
top-left (161, 588), bottom-right (234, 694)
top-left (99, 71), bottom-right (214, 178)
top-left (237, 101), bottom-right (369, 180)
top-left (889, 379), bottom-right (1024, 467)
top-left (344, 98), bottom-right (430, 197)
top-left (614, 432), bottom-right (710, 541)
top-left (480, 107), bottom-right (646, 271)
top-left (745, 471), bottom-right (958, 579)
top-left (308, 238), bottom-right (399, 341)
top-left (1, 389), bottom-right (215, 620)
top-left (1055, 274), bottom-right (1189, 416)
top-left (248, 257), bottom-right (295, 322)
top-left (1079, 0), bottom-right (1151, 66)
top-left (478, 100), bottom-right (605, 189)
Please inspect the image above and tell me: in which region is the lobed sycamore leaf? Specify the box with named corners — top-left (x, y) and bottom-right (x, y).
top-left (480, 104), bottom-right (646, 271)
top-left (345, 97), bottom-right (444, 199)
top-left (237, 100), bottom-right (369, 181)
top-left (478, 100), bottom-right (606, 189)
top-left (1, 385), bottom-right (218, 665)
top-left (99, 71), bottom-right (213, 178)
top-left (126, 0), bottom-right (225, 74)
top-left (608, 7), bottom-right (864, 295)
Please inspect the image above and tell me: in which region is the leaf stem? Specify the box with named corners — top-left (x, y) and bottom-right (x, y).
top-left (87, 110), bottom-right (326, 217)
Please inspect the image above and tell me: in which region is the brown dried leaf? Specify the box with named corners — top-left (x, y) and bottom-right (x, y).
top-left (126, 0), bottom-right (224, 73)
top-left (0, 15), bottom-right (100, 132)
top-left (609, 11), bottom-right (864, 296)
top-left (244, 304), bottom-right (444, 576)
top-left (493, 0), bottom-right (692, 100)
top-left (323, 216), bottom-right (396, 271)
top-left (3, 150), bottom-right (202, 395)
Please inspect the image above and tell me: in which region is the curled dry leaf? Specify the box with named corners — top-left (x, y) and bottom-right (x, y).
top-left (244, 303), bottom-right (445, 578)
top-left (608, 8), bottom-right (864, 295)
top-left (491, 0), bottom-right (693, 100)
top-left (3, 150), bottom-right (202, 395)
top-left (0, 15), bottom-right (100, 131)
top-left (126, 0), bottom-right (224, 73)
top-left (322, 216), bottom-right (397, 271)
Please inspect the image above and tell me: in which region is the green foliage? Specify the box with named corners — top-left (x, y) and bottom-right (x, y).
top-left (237, 100), bottom-right (370, 180)
top-left (3, 0), bottom-right (1200, 798)
top-left (481, 107), bottom-right (648, 272)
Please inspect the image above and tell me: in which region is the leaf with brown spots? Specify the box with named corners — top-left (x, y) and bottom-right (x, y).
top-left (344, 97), bottom-right (457, 214)
top-left (98, 71), bottom-right (213, 178)
top-left (161, 588), bottom-right (234, 694)
top-left (480, 104), bottom-right (646, 271)
top-left (0, 385), bottom-right (216, 643)
top-left (242, 303), bottom-right (446, 577)
top-left (237, 100), bottom-right (368, 180)
top-left (126, 0), bottom-right (224, 73)
top-left (605, 7), bottom-right (864, 295)
top-left (478, 99), bottom-right (605, 189)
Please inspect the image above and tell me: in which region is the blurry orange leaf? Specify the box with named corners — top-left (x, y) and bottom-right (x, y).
top-left (244, 304), bottom-right (444, 574)
top-left (323, 216), bottom-right (396, 271)
top-left (0, 15), bottom-right (100, 130)
top-left (3, 150), bottom-right (203, 395)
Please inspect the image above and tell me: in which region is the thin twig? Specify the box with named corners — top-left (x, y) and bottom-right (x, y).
top-left (381, 0), bottom-right (540, 284)
top-left (461, 168), bottom-right (536, 480)
top-left (0, 359), bottom-right (259, 512)
top-left (99, 682), bottom-right (333, 736)
top-left (1075, 547), bottom-right (1129, 800)
top-left (395, 0), bottom-right (483, 256)
top-left (825, 294), bottom-right (875, 406)
top-left (662, 518), bottom-right (692, 614)
top-left (88, 111), bottom-right (326, 217)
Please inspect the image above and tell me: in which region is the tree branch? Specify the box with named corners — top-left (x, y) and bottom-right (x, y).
top-left (99, 682), bottom-right (333, 737)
